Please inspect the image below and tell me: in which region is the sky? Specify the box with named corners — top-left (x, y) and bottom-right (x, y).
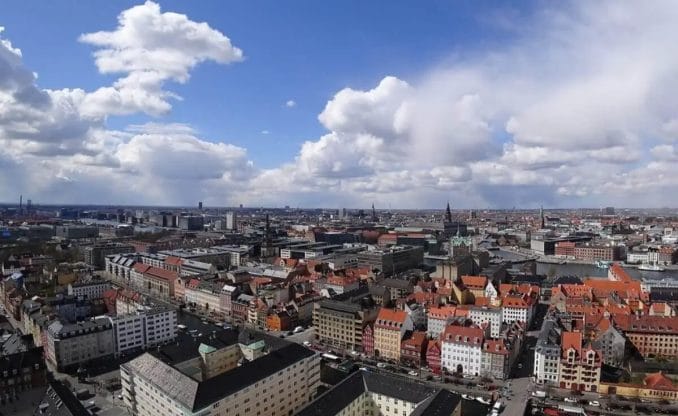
top-left (1, 1), bottom-right (678, 209)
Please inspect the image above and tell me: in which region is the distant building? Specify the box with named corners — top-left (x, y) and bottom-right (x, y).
top-left (83, 242), bottom-right (135, 268)
top-left (55, 225), bottom-right (99, 240)
top-left (178, 215), bottom-right (204, 231)
top-left (356, 245), bottom-right (424, 276)
top-left (225, 211), bottom-right (237, 230)
top-left (67, 279), bottom-right (110, 300)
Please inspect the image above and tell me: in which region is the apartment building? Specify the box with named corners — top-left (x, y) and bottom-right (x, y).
top-left (313, 288), bottom-right (379, 352)
top-left (426, 305), bottom-right (458, 338)
top-left (104, 254), bottom-right (137, 285)
top-left (374, 308), bottom-right (413, 361)
top-left (481, 339), bottom-right (510, 380)
top-left (534, 319), bottom-right (562, 385)
top-left (130, 263), bottom-right (177, 301)
top-left (501, 293), bottom-right (535, 326)
top-left (83, 242), bottom-right (135, 268)
top-left (468, 306), bottom-right (503, 338)
top-left (400, 331), bottom-right (428, 367)
top-left (67, 279), bottom-right (110, 300)
top-left (441, 324), bottom-right (485, 377)
top-left (109, 307), bottom-right (177, 355)
top-left (45, 318), bottom-right (115, 371)
top-left (558, 331), bottom-right (602, 392)
top-left (616, 315), bottom-right (678, 358)
top-left (184, 280), bottom-right (223, 315)
top-left (121, 341), bottom-right (320, 416)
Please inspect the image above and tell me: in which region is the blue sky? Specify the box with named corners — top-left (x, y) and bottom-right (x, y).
top-left (2, 0), bottom-right (529, 168)
top-left (1, 1), bottom-right (678, 208)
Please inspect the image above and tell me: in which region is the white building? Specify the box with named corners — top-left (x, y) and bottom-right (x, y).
top-left (441, 324), bottom-right (485, 377)
top-left (468, 306), bottom-right (502, 338)
top-left (67, 280), bottom-right (110, 300)
top-left (426, 306), bottom-right (457, 338)
top-left (109, 307), bottom-right (177, 355)
top-left (226, 211), bottom-right (237, 230)
top-left (533, 319), bottom-right (561, 385)
top-left (121, 342), bottom-right (320, 416)
top-left (501, 294), bottom-right (534, 326)
top-left (45, 318), bottom-right (115, 371)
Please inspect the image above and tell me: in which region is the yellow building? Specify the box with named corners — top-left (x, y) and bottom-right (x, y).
top-left (374, 308), bottom-right (413, 361)
top-left (558, 331), bottom-right (602, 392)
top-left (599, 372), bottom-right (678, 400)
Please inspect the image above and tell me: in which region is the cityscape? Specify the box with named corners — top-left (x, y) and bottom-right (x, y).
top-left (2, 2), bottom-right (678, 416)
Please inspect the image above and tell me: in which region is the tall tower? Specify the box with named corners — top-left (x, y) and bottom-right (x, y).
top-left (445, 201), bottom-right (452, 223)
top-left (19, 195), bottom-right (22, 213)
top-left (372, 203), bottom-right (377, 222)
top-left (540, 205), bottom-right (545, 229)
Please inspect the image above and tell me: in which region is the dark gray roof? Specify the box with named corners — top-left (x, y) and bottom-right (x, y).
top-left (192, 343), bottom-right (315, 410)
top-left (36, 375), bottom-right (90, 416)
top-left (297, 370), bottom-right (461, 416)
top-left (410, 390), bottom-right (460, 416)
top-left (126, 341), bottom-right (315, 412)
top-left (382, 278), bottom-right (414, 289)
top-left (295, 371), bottom-right (365, 416)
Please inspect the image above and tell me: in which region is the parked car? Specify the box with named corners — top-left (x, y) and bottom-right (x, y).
top-left (564, 397), bottom-right (578, 403)
top-left (408, 370), bottom-right (418, 376)
top-left (377, 362), bottom-right (387, 368)
top-left (589, 401), bottom-right (600, 407)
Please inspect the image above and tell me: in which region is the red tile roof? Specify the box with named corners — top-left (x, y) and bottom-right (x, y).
top-left (644, 372), bottom-right (676, 390)
top-left (376, 308), bottom-right (409, 328)
top-left (561, 331), bottom-right (583, 357)
top-left (164, 256), bottom-right (183, 266)
top-left (609, 263), bottom-right (632, 282)
top-left (442, 324), bottom-right (484, 346)
top-left (483, 339), bottom-right (509, 355)
top-left (460, 275), bottom-right (487, 290)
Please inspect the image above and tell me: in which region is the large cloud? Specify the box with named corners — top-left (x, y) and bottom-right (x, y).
top-left (246, 1), bottom-right (678, 208)
top-left (79, 1), bottom-right (243, 117)
top-left (5, 1), bottom-right (678, 208)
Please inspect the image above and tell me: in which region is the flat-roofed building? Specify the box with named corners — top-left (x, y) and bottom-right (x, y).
top-left (313, 287), bottom-right (379, 352)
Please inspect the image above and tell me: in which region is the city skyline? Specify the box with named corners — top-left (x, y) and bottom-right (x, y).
top-left (2, 1), bottom-right (678, 208)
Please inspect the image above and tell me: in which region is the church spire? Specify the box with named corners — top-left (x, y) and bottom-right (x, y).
top-left (445, 201), bottom-right (452, 223)
top-left (540, 204), bottom-right (545, 229)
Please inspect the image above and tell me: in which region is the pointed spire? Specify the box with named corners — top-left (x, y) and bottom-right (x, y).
top-left (372, 203), bottom-right (377, 222)
top-left (540, 204), bottom-right (545, 229)
top-left (445, 201), bottom-right (452, 223)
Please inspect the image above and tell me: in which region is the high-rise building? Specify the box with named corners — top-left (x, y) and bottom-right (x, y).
top-left (198, 201), bottom-right (203, 210)
top-left (225, 211), bottom-right (237, 230)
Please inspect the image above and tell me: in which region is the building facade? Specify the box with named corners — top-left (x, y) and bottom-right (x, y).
top-left (45, 318), bottom-right (115, 371)
top-left (373, 308), bottom-right (413, 361)
top-left (441, 324), bottom-right (484, 376)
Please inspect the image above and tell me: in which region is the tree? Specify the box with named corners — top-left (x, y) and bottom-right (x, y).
top-left (547, 265), bottom-right (557, 278)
